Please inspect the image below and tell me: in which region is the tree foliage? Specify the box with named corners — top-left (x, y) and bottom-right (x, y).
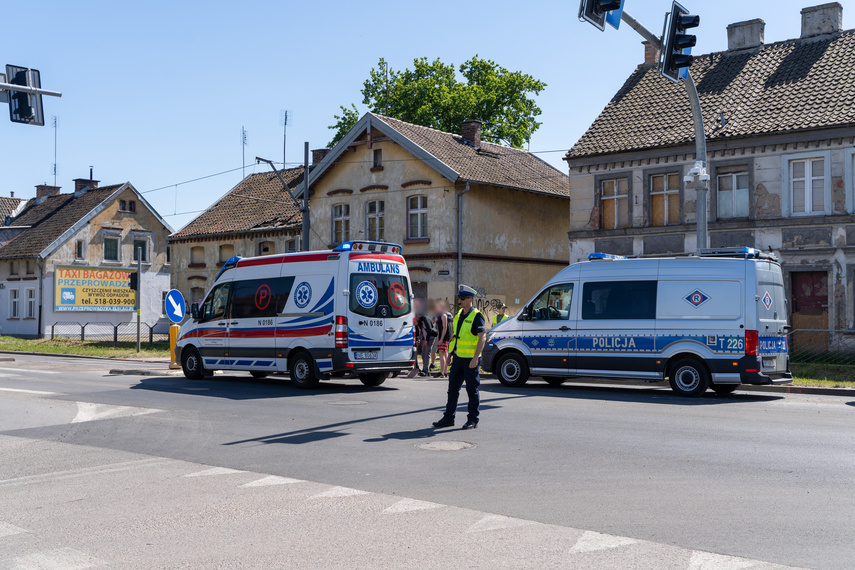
top-left (327, 56), bottom-right (546, 149)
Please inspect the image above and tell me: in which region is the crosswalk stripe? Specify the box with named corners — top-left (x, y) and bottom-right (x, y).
top-left (0, 458), bottom-right (169, 488)
top-left (71, 402), bottom-right (161, 424)
top-left (310, 486), bottom-right (370, 498)
top-left (0, 388), bottom-right (60, 396)
top-left (241, 475), bottom-right (304, 487)
top-left (688, 551), bottom-right (761, 570)
top-left (4, 547), bottom-right (100, 569)
top-left (183, 467), bottom-right (245, 477)
top-left (466, 514), bottom-right (537, 533)
top-left (0, 521), bottom-right (28, 537)
top-left (383, 498), bottom-right (443, 514)
top-left (569, 530), bottom-right (640, 553)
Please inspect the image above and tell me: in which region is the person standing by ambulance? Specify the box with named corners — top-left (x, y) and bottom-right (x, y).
top-left (432, 285), bottom-right (486, 430)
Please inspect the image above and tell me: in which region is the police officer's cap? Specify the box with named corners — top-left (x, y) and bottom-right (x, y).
top-left (457, 284), bottom-right (477, 298)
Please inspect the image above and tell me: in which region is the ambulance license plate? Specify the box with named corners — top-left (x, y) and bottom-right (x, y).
top-left (354, 351), bottom-right (379, 360)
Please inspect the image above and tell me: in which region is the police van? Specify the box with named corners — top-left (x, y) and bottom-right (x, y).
top-left (482, 248), bottom-right (792, 396)
top-left (176, 241), bottom-right (415, 388)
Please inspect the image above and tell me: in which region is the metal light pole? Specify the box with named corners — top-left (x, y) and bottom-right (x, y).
top-left (136, 248), bottom-right (141, 353)
top-left (302, 142), bottom-right (310, 252)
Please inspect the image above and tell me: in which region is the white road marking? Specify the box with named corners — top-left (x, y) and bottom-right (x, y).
top-left (4, 547), bottom-right (100, 569)
top-left (0, 458), bottom-right (170, 488)
top-left (0, 388), bottom-right (59, 396)
top-left (466, 514), bottom-right (537, 533)
top-left (0, 521), bottom-right (28, 537)
top-left (183, 467), bottom-right (245, 477)
top-left (569, 530), bottom-right (640, 553)
top-left (241, 475), bottom-right (304, 487)
top-left (688, 551), bottom-right (761, 570)
top-left (0, 367), bottom-right (60, 375)
top-left (382, 498), bottom-right (443, 514)
top-left (310, 486), bottom-right (370, 498)
top-left (71, 402), bottom-right (161, 424)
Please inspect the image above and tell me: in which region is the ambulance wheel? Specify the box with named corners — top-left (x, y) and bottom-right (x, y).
top-left (496, 353), bottom-right (529, 387)
top-left (711, 383), bottom-right (739, 395)
top-left (359, 372), bottom-right (388, 387)
top-left (543, 376), bottom-right (566, 386)
top-left (289, 352), bottom-right (319, 389)
top-left (181, 347), bottom-right (206, 380)
top-left (668, 358), bottom-right (710, 397)
top-left (250, 371), bottom-right (270, 379)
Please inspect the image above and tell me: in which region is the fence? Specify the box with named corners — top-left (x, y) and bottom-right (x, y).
top-left (50, 318), bottom-right (172, 345)
top-left (787, 329), bottom-right (855, 366)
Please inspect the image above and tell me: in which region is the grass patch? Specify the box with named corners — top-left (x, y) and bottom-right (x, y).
top-left (0, 336), bottom-right (170, 359)
top-left (790, 362), bottom-right (855, 389)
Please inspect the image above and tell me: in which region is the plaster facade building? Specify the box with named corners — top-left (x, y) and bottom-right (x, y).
top-left (307, 113), bottom-right (570, 320)
top-left (169, 168), bottom-right (304, 306)
top-left (0, 179), bottom-right (172, 337)
top-left (565, 3), bottom-right (855, 340)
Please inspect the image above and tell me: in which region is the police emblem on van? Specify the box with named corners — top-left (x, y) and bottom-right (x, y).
top-left (762, 291), bottom-right (773, 310)
top-left (685, 289), bottom-right (710, 307)
top-left (356, 281), bottom-right (378, 309)
top-left (294, 282), bottom-right (312, 309)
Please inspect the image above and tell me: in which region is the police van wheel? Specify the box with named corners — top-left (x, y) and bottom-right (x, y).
top-left (711, 383), bottom-right (739, 395)
top-left (181, 347), bottom-right (206, 380)
top-left (250, 371), bottom-right (270, 379)
top-left (543, 376), bottom-right (566, 386)
top-left (359, 372), bottom-right (388, 387)
top-left (668, 358), bottom-right (710, 397)
top-left (289, 352), bottom-right (320, 389)
top-left (496, 353), bottom-right (529, 387)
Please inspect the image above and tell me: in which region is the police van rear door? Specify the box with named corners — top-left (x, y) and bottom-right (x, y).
top-left (347, 253), bottom-right (412, 363)
top-left (756, 260), bottom-right (789, 374)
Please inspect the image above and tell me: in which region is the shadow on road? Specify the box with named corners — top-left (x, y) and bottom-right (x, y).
top-left (129, 375), bottom-right (395, 401)
top-left (480, 380), bottom-right (785, 406)
top-left (846, 402), bottom-right (855, 408)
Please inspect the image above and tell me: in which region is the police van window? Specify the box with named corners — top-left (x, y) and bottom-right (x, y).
top-left (582, 281), bottom-right (657, 320)
top-left (200, 283), bottom-right (233, 322)
top-left (232, 277), bottom-right (295, 319)
top-left (349, 273), bottom-right (411, 318)
top-left (530, 283), bottom-right (574, 320)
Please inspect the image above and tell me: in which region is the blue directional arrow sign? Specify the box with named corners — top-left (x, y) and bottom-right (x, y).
top-left (165, 289), bottom-right (186, 324)
top-left (605, 0), bottom-right (626, 30)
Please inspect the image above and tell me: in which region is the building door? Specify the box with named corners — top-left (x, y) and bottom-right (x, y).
top-left (790, 271), bottom-right (828, 354)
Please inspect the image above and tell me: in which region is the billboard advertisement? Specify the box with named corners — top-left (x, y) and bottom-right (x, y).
top-left (54, 266), bottom-right (135, 312)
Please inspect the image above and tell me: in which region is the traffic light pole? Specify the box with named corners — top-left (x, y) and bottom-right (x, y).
top-left (620, 10), bottom-right (709, 249)
top-left (0, 82), bottom-right (61, 98)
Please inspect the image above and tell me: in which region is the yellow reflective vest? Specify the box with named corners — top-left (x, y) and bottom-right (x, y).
top-left (450, 308), bottom-right (482, 358)
top-left (492, 314), bottom-right (508, 326)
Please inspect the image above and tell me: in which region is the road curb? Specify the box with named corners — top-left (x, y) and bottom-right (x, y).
top-left (0, 350), bottom-right (169, 364)
top-left (109, 369), bottom-right (183, 376)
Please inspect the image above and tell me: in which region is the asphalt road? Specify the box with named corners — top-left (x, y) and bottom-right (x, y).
top-left (0, 354), bottom-right (852, 569)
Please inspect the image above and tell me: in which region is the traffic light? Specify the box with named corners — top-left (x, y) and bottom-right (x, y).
top-left (662, 2), bottom-right (700, 83)
top-left (129, 272), bottom-right (138, 291)
top-left (579, 0), bottom-right (623, 32)
top-left (6, 65), bottom-right (44, 126)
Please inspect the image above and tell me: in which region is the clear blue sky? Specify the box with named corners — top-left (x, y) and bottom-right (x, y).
top-left (1, 0), bottom-right (844, 231)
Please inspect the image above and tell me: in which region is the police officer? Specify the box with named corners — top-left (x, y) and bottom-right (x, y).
top-left (432, 285), bottom-right (486, 430)
top-left (492, 303), bottom-right (509, 328)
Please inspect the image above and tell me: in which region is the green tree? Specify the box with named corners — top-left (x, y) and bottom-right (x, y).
top-left (327, 56), bottom-right (546, 149)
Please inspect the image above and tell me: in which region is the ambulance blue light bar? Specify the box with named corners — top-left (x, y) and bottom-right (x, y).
top-left (334, 241), bottom-right (404, 254)
top-left (215, 256), bottom-right (241, 280)
top-left (588, 252), bottom-right (627, 260)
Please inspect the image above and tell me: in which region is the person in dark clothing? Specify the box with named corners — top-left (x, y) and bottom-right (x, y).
top-left (432, 285), bottom-right (486, 430)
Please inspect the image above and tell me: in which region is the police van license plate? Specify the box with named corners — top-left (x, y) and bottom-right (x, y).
top-left (354, 351), bottom-right (379, 360)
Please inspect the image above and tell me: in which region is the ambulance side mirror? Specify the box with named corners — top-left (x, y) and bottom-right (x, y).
top-left (191, 303), bottom-right (199, 320)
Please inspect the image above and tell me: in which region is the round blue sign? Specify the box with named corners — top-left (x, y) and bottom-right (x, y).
top-left (355, 281), bottom-right (378, 309)
top-left (294, 282), bottom-right (312, 309)
top-left (165, 289), bottom-right (186, 324)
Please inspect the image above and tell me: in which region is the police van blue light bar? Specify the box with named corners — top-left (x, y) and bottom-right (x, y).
top-left (334, 241), bottom-right (404, 254)
top-left (696, 247), bottom-right (770, 260)
top-left (588, 252), bottom-right (627, 260)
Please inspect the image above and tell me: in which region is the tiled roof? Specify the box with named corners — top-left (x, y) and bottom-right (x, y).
top-left (567, 29), bottom-right (855, 160)
top-left (0, 196), bottom-right (24, 222)
top-left (0, 185), bottom-right (124, 259)
top-left (170, 168), bottom-right (304, 240)
top-left (372, 114), bottom-right (569, 197)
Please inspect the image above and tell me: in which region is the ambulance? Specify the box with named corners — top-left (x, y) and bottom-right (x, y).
top-left (482, 248), bottom-right (793, 396)
top-left (176, 241), bottom-right (415, 388)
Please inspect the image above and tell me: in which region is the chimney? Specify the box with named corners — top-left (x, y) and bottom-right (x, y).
top-left (643, 40), bottom-right (660, 65)
top-left (461, 119), bottom-right (482, 147)
top-left (73, 178), bottom-right (99, 193)
top-left (10, 192), bottom-right (13, 198)
top-left (801, 3), bottom-right (842, 38)
top-left (312, 148), bottom-right (330, 164)
top-left (35, 184), bottom-right (61, 199)
top-left (727, 19), bottom-right (765, 50)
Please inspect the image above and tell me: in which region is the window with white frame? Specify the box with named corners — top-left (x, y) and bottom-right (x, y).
top-left (133, 238), bottom-right (149, 263)
top-left (407, 196), bottom-right (428, 239)
top-left (366, 200), bottom-right (385, 241)
top-left (103, 235), bottom-right (120, 262)
top-left (10, 289), bottom-right (19, 318)
top-left (25, 288), bottom-right (35, 318)
top-left (717, 171), bottom-right (750, 219)
top-left (332, 204), bottom-right (350, 244)
top-left (790, 158), bottom-right (825, 215)
top-left (650, 173), bottom-right (680, 226)
top-left (600, 178), bottom-right (629, 229)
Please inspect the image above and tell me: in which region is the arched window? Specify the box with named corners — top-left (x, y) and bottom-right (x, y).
top-left (190, 246), bottom-right (205, 265)
top-left (219, 244), bottom-right (235, 263)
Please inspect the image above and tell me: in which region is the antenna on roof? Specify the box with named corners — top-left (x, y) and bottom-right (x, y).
top-left (241, 126), bottom-right (248, 179)
top-left (280, 110), bottom-right (291, 165)
top-left (52, 116), bottom-right (58, 186)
